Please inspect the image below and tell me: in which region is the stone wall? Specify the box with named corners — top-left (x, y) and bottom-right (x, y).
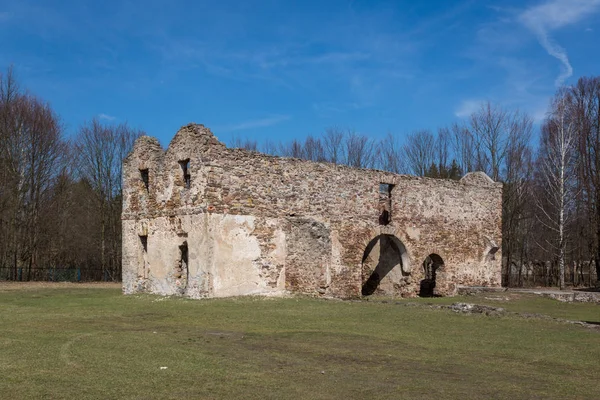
top-left (122, 123), bottom-right (503, 299)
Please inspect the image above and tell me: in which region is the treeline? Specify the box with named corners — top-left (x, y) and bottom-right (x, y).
top-left (0, 68), bottom-right (142, 281)
top-left (231, 77), bottom-right (600, 289)
top-left (231, 107), bottom-right (530, 181)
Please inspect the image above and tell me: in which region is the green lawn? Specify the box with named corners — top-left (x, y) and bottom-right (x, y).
top-left (0, 284), bottom-right (598, 400)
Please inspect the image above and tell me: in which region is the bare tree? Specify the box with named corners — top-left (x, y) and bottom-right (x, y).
top-left (378, 132), bottom-right (405, 174)
top-left (571, 76), bottom-right (600, 282)
top-left (536, 90), bottom-right (578, 289)
top-left (261, 138), bottom-right (279, 155)
top-left (230, 135), bottom-right (258, 151)
top-left (323, 127), bottom-right (344, 164)
top-left (75, 119), bottom-right (142, 280)
top-left (469, 102), bottom-right (510, 180)
top-left (0, 67), bottom-right (66, 280)
top-left (423, 128), bottom-right (456, 179)
top-left (303, 135), bottom-right (326, 162)
top-left (278, 138), bottom-right (304, 158)
top-left (344, 130), bottom-right (375, 169)
top-left (450, 122), bottom-right (476, 175)
top-left (501, 110), bottom-right (534, 285)
top-left (403, 130), bottom-right (435, 176)
top-left (435, 127), bottom-right (451, 172)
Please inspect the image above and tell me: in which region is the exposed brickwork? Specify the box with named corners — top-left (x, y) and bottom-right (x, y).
top-left (122, 124), bottom-right (503, 298)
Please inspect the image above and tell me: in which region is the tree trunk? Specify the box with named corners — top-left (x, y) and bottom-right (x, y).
top-left (101, 202), bottom-right (106, 281)
top-left (559, 251), bottom-right (565, 290)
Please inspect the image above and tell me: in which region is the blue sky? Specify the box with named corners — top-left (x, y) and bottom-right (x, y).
top-left (1, 0), bottom-right (599, 146)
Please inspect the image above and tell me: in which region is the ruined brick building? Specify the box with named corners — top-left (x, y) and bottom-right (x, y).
top-left (122, 124), bottom-right (502, 299)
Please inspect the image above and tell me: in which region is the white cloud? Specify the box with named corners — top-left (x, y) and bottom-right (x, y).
top-left (454, 100), bottom-right (482, 118)
top-left (532, 106), bottom-right (549, 123)
top-left (220, 115), bottom-right (291, 132)
top-left (519, 0), bottom-right (600, 86)
top-left (255, 51), bottom-right (370, 69)
top-left (312, 101), bottom-right (366, 117)
top-left (98, 113), bottom-right (116, 121)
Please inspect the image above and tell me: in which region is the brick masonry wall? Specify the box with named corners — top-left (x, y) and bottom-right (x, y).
top-left (122, 124), bottom-right (503, 298)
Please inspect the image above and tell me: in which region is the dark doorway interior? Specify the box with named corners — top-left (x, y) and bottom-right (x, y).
top-left (419, 254), bottom-right (444, 297)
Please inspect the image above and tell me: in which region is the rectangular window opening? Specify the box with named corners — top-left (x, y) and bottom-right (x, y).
top-left (139, 235), bottom-right (148, 279)
top-left (140, 169), bottom-right (149, 191)
top-left (378, 183), bottom-right (394, 226)
top-left (178, 241), bottom-right (189, 286)
top-left (179, 159), bottom-right (191, 189)
top-left (179, 241), bottom-right (189, 267)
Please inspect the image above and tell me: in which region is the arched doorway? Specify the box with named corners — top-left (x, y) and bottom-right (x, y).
top-left (419, 254), bottom-right (444, 297)
top-left (361, 235), bottom-right (409, 296)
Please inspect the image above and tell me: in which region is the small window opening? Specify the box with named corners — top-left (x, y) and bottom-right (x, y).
top-left (139, 235), bottom-right (148, 279)
top-left (179, 241), bottom-right (188, 268)
top-left (483, 237), bottom-right (500, 262)
top-left (179, 159), bottom-right (191, 189)
top-left (140, 169), bottom-right (149, 191)
top-left (378, 183), bottom-right (394, 225)
top-left (485, 246), bottom-right (499, 262)
top-left (140, 235), bottom-right (148, 253)
top-left (176, 241), bottom-right (189, 291)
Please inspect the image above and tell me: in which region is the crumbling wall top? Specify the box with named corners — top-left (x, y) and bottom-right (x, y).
top-left (127, 135), bottom-right (162, 156)
top-left (124, 135), bottom-right (164, 166)
top-left (167, 123), bottom-right (226, 152)
top-left (460, 171), bottom-right (498, 187)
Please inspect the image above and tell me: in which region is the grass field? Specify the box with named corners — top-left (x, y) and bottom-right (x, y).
top-left (0, 283), bottom-right (598, 400)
